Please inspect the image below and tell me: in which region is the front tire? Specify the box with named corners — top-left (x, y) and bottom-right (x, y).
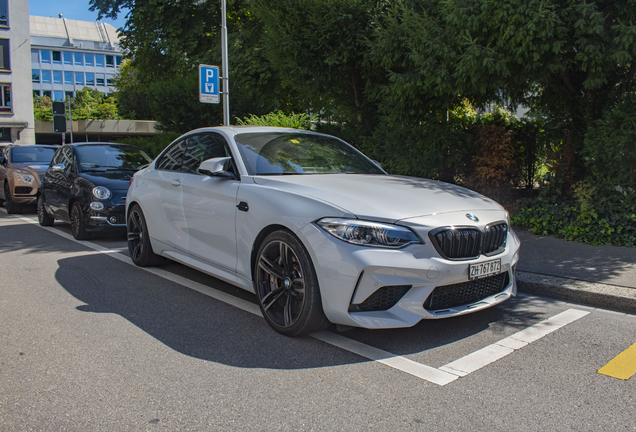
top-left (255, 230), bottom-right (329, 336)
top-left (4, 183), bottom-right (22, 214)
top-left (70, 201), bottom-right (91, 240)
top-left (37, 195), bottom-right (54, 226)
top-left (127, 204), bottom-right (165, 266)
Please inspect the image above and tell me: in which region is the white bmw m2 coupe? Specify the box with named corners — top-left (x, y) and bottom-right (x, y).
top-left (126, 126), bottom-right (520, 336)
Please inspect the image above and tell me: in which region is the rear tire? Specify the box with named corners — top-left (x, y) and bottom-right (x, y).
top-left (127, 204), bottom-right (165, 266)
top-left (37, 195), bottom-right (54, 226)
top-left (70, 201), bottom-right (91, 240)
top-left (254, 230), bottom-right (330, 336)
top-left (4, 183), bottom-right (22, 214)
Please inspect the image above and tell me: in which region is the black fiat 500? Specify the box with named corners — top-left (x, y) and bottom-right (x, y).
top-left (38, 142), bottom-right (152, 240)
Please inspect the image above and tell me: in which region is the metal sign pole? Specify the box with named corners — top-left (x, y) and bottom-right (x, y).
top-left (221, 0), bottom-right (229, 126)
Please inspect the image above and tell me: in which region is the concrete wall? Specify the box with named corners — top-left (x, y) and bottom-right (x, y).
top-left (0, 0), bottom-right (35, 145)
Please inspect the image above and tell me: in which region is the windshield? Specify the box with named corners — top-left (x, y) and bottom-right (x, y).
top-left (10, 147), bottom-right (56, 164)
top-left (234, 132), bottom-right (385, 175)
top-left (76, 144), bottom-right (152, 172)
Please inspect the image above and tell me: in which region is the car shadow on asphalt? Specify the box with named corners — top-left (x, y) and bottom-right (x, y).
top-left (53, 252), bottom-right (553, 370)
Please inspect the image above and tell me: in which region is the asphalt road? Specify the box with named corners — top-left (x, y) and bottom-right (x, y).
top-left (1, 210), bottom-right (634, 431)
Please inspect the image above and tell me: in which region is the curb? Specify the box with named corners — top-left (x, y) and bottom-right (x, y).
top-left (516, 271), bottom-right (636, 315)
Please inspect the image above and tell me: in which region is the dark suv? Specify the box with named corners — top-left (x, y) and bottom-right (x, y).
top-left (38, 142), bottom-right (152, 240)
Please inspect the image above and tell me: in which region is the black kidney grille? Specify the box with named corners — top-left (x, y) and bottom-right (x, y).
top-left (483, 223), bottom-right (508, 254)
top-left (349, 285), bottom-right (412, 312)
top-left (423, 272), bottom-right (510, 311)
top-left (429, 223), bottom-right (508, 260)
top-left (430, 228), bottom-right (481, 259)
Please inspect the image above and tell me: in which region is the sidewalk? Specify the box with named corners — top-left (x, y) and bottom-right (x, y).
top-left (513, 226), bottom-right (636, 314)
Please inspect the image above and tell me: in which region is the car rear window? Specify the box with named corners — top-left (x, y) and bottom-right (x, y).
top-left (10, 147), bottom-right (56, 164)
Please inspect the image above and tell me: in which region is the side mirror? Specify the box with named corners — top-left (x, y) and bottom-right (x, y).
top-left (50, 163), bottom-right (65, 172)
top-left (199, 157), bottom-right (235, 178)
top-left (372, 159), bottom-right (382, 169)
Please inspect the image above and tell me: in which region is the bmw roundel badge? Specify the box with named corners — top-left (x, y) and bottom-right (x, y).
top-left (466, 213), bottom-right (479, 222)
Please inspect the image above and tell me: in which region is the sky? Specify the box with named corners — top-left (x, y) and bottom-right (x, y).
top-left (29, 0), bottom-right (128, 29)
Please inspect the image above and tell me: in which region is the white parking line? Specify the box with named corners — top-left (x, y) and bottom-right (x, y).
top-left (440, 309), bottom-right (590, 376)
top-left (2, 212), bottom-right (591, 386)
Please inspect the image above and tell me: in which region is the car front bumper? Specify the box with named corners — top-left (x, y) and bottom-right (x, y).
top-left (298, 222), bottom-right (521, 329)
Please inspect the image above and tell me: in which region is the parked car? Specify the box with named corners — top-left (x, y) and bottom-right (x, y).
top-left (126, 127), bottom-right (520, 336)
top-left (0, 145), bottom-right (58, 214)
top-left (39, 142), bottom-right (152, 240)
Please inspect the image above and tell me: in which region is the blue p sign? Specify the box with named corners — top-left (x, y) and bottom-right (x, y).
top-left (199, 64), bottom-right (220, 104)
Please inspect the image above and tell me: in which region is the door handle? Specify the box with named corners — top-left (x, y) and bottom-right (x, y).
top-left (170, 180), bottom-right (181, 187)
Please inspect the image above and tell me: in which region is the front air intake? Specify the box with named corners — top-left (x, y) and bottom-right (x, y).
top-left (349, 285), bottom-right (412, 312)
top-left (423, 272), bottom-right (510, 311)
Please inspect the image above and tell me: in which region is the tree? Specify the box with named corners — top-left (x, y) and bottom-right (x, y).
top-left (370, 0), bottom-right (636, 187)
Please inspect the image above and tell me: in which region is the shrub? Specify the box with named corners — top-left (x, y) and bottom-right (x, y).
top-left (235, 111), bottom-right (311, 129)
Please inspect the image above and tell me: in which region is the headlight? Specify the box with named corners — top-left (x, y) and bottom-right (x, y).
top-left (92, 186), bottom-right (111, 200)
top-left (317, 218), bottom-right (422, 248)
top-left (22, 174), bottom-right (35, 185)
top-left (13, 173), bottom-right (21, 181)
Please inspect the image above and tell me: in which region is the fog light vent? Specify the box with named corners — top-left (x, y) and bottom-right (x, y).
top-left (109, 216), bottom-right (118, 223)
top-left (349, 285), bottom-right (411, 312)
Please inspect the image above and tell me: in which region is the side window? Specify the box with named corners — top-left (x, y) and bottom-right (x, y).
top-left (61, 147), bottom-right (74, 173)
top-left (156, 140), bottom-right (186, 171)
top-left (51, 148), bottom-right (65, 166)
top-left (182, 134), bottom-right (231, 174)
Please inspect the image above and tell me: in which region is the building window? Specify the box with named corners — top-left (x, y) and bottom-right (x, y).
top-left (54, 91), bottom-right (64, 101)
top-left (65, 91), bottom-right (74, 100)
top-left (0, 0), bottom-right (7, 27)
top-left (63, 51), bottom-right (72, 65)
top-left (32, 69), bottom-right (40, 83)
top-left (73, 52), bottom-right (83, 66)
top-left (96, 74), bottom-right (105, 86)
top-left (53, 70), bottom-right (63, 85)
top-left (43, 90), bottom-right (51, 98)
top-left (86, 72), bottom-right (95, 86)
top-left (106, 75), bottom-right (114, 86)
top-left (0, 84), bottom-right (11, 112)
top-left (0, 39), bottom-right (8, 72)
top-left (95, 54), bottom-right (104, 67)
top-left (41, 50), bottom-right (51, 64)
top-left (64, 71), bottom-right (73, 84)
top-left (106, 55), bottom-right (114, 67)
top-left (31, 49), bottom-right (39, 63)
top-left (75, 72), bottom-right (84, 85)
top-left (52, 51), bottom-right (61, 64)
top-left (41, 70), bottom-right (51, 84)
top-left (0, 129), bottom-right (10, 141)
top-left (33, 90), bottom-right (41, 98)
top-left (85, 53), bottom-right (94, 67)
top-left (116, 56), bottom-right (122, 67)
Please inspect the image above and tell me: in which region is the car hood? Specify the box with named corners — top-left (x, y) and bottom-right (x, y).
top-left (11, 163), bottom-right (50, 175)
top-left (252, 174), bottom-right (503, 222)
top-left (78, 171), bottom-right (133, 191)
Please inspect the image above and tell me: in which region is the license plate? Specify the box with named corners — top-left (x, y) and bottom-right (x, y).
top-left (469, 259), bottom-right (501, 280)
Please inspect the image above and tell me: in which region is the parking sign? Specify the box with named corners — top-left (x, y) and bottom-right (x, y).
top-left (199, 64), bottom-right (220, 104)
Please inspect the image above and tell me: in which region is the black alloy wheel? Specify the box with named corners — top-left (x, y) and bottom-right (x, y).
top-left (255, 230), bottom-right (329, 336)
top-left (4, 183), bottom-right (21, 214)
top-left (127, 204), bottom-right (164, 266)
top-left (70, 201), bottom-right (91, 240)
top-left (37, 195), bottom-right (54, 226)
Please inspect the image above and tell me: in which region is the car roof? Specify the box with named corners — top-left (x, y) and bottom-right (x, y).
top-left (183, 126), bottom-right (325, 136)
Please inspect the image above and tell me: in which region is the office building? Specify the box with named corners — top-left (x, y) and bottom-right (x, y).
top-left (30, 15), bottom-right (123, 101)
top-left (0, 0), bottom-right (36, 145)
